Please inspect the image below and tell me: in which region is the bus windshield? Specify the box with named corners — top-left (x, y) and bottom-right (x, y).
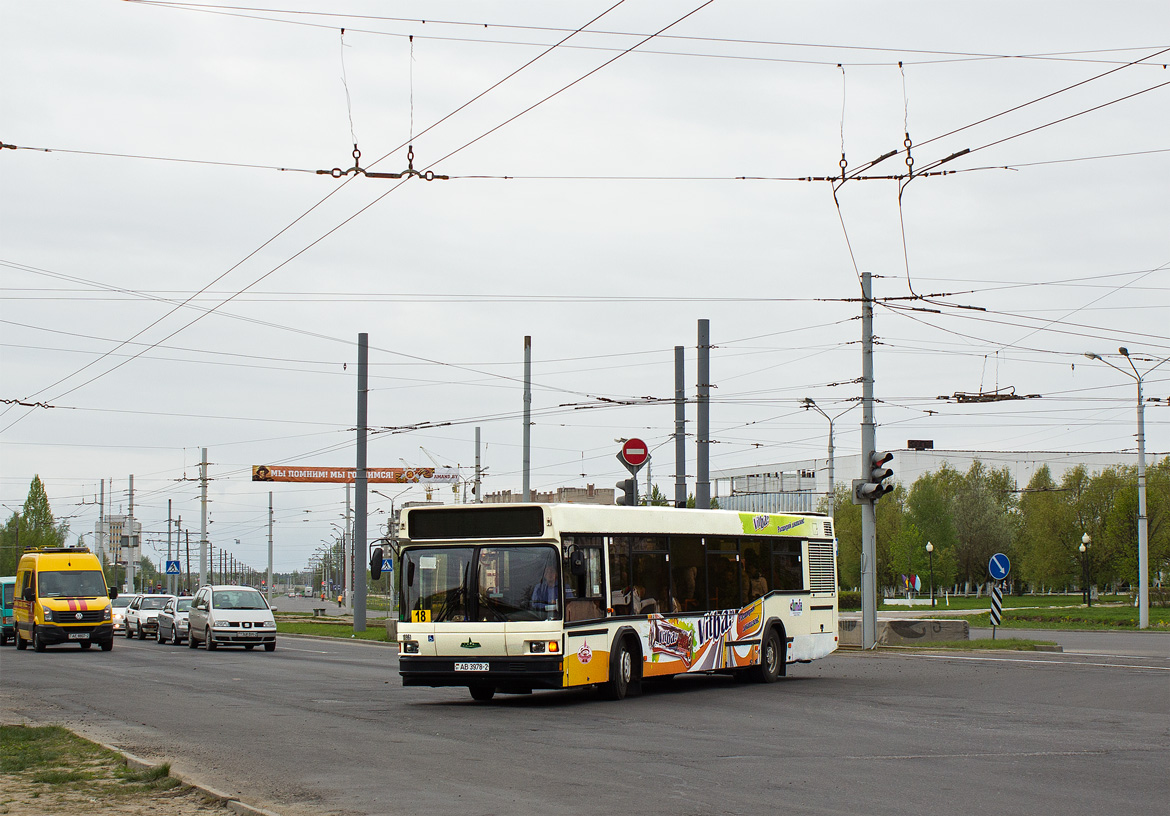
top-left (2, 583), bottom-right (13, 607)
top-left (401, 545), bottom-right (560, 623)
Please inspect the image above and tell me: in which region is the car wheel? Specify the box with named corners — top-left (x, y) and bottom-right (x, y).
top-left (79, 641), bottom-right (92, 650)
top-left (100, 639), bottom-right (113, 652)
top-left (264, 641), bottom-right (275, 652)
top-left (137, 623), bottom-right (145, 640)
top-left (156, 626), bottom-right (166, 644)
top-left (125, 624), bottom-right (134, 639)
top-left (244, 644), bottom-right (255, 650)
top-left (172, 628), bottom-right (180, 645)
top-left (33, 626), bottom-right (46, 652)
top-left (188, 629), bottom-right (198, 648)
top-left (205, 628), bottom-right (217, 650)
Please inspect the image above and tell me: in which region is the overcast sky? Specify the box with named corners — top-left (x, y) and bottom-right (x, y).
top-left (3, 1), bottom-right (1167, 573)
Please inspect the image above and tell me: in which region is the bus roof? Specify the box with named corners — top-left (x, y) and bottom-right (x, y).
top-left (400, 502), bottom-right (833, 542)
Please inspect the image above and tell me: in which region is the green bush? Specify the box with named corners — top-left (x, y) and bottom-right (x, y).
top-left (838, 591), bottom-right (861, 610)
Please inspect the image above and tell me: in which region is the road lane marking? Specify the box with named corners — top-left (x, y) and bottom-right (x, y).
top-left (898, 653), bottom-right (1170, 671)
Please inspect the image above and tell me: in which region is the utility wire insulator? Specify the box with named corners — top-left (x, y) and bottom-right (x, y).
top-left (317, 142), bottom-right (449, 181)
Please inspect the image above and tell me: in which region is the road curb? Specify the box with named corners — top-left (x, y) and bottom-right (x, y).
top-left (100, 740), bottom-right (282, 816)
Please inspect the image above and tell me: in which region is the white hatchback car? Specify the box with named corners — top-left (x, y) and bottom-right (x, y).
top-left (187, 585), bottom-right (276, 652)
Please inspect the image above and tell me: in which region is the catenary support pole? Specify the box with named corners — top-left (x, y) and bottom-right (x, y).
top-left (267, 492), bottom-right (273, 604)
top-left (675, 345), bottom-right (687, 508)
top-left (860, 272), bottom-right (878, 649)
top-left (523, 336), bottom-right (532, 502)
top-left (696, 320), bottom-right (710, 508)
top-left (199, 448), bottom-right (208, 589)
top-left (354, 332), bottom-right (368, 631)
top-left (475, 426), bottom-right (482, 503)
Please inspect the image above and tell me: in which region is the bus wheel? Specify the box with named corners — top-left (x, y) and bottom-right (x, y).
top-left (79, 642), bottom-right (92, 650)
top-left (469, 686), bottom-right (495, 702)
top-left (100, 639), bottom-right (113, 652)
top-left (15, 630), bottom-right (27, 650)
top-left (750, 629), bottom-right (783, 684)
top-left (33, 627), bottom-right (46, 652)
top-left (604, 639), bottom-right (637, 700)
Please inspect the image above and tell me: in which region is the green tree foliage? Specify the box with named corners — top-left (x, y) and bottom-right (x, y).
top-left (1, 477), bottom-right (70, 574)
top-left (825, 455), bottom-right (1170, 597)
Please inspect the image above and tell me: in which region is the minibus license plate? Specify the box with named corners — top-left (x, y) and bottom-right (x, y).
top-left (68, 633), bottom-right (89, 640)
top-left (455, 662), bottom-right (489, 672)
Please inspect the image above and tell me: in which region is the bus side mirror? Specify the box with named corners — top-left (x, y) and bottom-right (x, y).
top-left (570, 550), bottom-right (586, 576)
top-left (370, 547), bottom-right (384, 580)
top-left (108, 587), bottom-right (119, 600)
top-left (407, 560), bottom-right (415, 588)
top-left (23, 587), bottom-right (34, 603)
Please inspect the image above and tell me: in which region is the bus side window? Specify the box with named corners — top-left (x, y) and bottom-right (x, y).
top-left (707, 539), bottom-right (741, 610)
top-left (741, 539), bottom-right (770, 602)
top-left (563, 537), bottom-right (605, 622)
top-left (773, 541), bottom-right (803, 591)
top-left (608, 536), bottom-right (632, 616)
top-left (669, 536), bottom-right (706, 613)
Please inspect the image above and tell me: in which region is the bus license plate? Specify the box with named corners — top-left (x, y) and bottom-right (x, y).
top-left (455, 662), bottom-right (489, 672)
top-left (68, 633), bottom-right (89, 640)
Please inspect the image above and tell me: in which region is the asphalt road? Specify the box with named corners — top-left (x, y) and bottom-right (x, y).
top-left (2, 632), bottom-right (1167, 816)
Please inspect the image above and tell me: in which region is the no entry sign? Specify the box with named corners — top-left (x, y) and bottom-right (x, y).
top-left (620, 438), bottom-right (649, 469)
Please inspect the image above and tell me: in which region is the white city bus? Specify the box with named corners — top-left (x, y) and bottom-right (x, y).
top-left (375, 503), bottom-right (837, 702)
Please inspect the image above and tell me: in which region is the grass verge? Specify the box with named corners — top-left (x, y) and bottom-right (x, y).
top-left (962, 605), bottom-right (1170, 630)
top-left (0, 724), bottom-right (212, 815)
top-left (276, 619), bottom-right (391, 641)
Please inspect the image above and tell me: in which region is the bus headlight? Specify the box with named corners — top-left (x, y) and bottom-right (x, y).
top-left (528, 641), bottom-right (560, 654)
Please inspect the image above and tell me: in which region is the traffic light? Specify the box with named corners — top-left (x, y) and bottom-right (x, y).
top-left (853, 451), bottom-right (894, 504)
top-left (615, 478), bottom-right (638, 506)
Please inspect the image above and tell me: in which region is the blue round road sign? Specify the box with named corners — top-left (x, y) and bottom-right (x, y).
top-left (988, 552), bottom-right (1011, 581)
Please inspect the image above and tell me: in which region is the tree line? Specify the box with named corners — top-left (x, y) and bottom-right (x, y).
top-left (831, 457), bottom-right (1170, 596)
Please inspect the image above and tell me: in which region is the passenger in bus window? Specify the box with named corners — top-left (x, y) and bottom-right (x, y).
top-left (744, 551), bottom-right (769, 601)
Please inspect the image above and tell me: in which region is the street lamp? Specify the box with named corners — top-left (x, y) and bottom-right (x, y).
top-left (925, 541), bottom-right (935, 608)
top-left (802, 398), bottom-right (857, 518)
top-left (1080, 533), bottom-right (1092, 608)
top-left (1084, 349), bottom-right (1168, 628)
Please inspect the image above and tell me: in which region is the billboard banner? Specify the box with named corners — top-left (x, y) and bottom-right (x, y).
top-left (252, 465), bottom-right (458, 484)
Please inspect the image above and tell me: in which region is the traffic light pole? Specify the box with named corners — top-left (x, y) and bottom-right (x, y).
top-left (860, 272), bottom-right (878, 649)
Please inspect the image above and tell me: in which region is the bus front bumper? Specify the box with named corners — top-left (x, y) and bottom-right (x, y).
top-left (400, 655), bottom-right (564, 691)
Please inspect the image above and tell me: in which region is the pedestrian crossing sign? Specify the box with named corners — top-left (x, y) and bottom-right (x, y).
top-left (165, 560), bottom-right (181, 575)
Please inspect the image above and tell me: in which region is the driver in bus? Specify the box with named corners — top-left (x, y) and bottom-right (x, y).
top-left (531, 564), bottom-right (562, 617)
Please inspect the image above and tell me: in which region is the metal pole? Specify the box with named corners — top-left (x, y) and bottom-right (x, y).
top-left (474, 426), bottom-right (482, 504)
top-left (127, 475), bottom-right (136, 593)
top-left (696, 320), bottom-right (710, 508)
top-left (675, 345), bottom-right (686, 508)
top-left (1135, 373), bottom-right (1149, 628)
top-left (354, 332), bottom-right (368, 631)
top-left (267, 492), bottom-right (273, 604)
top-left (199, 447), bottom-right (208, 589)
top-left (523, 336), bottom-right (532, 502)
top-left (860, 272), bottom-right (878, 649)
top-left (826, 417), bottom-right (835, 519)
top-left (345, 482), bottom-right (352, 608)
top-left (167, 499), bottom-right (173, 595)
